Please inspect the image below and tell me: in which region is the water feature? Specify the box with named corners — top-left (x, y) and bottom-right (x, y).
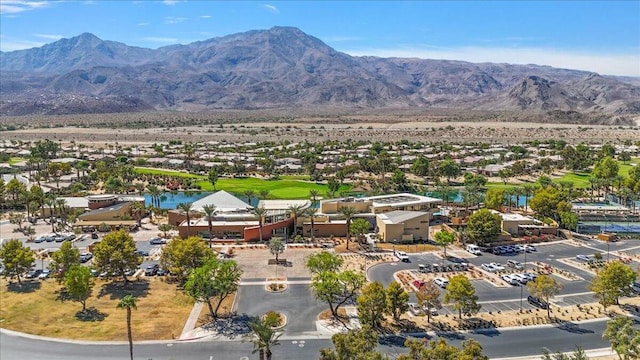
top-left (144, 191), bottom-right (212, 209)
top-left (427, 190), bottom-right (531, 207)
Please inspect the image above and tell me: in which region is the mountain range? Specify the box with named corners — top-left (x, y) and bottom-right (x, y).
top-left (1, 26), bottom-right (639, 121)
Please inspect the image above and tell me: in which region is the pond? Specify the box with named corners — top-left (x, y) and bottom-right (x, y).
top-left (427, 191), bottom-right (532, 207)
top-left (144, 191), bottom-right (212, 209)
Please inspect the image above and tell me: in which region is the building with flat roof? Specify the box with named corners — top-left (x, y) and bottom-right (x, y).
top-left (376, 211), bottom-right (430, 242)
top-left (320, 193), bottom-right (441, 215)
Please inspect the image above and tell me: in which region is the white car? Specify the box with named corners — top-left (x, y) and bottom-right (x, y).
top-left (433, 277), bottom-right (449, 288)
top-left (524, 244), bottom-right (537, 252)
top-left (506, 260), bottom-right (524, 270)
top-left (514, 245), bottom-right (526, 253)
top-left (490, 262), bottom-right (506, 271)
top-left (408, 303), bottom-right (424, 316)
top-left (511, 273), bottom-right (529, 284)
top-left (422, 304), bottom-right (439, 316)
top-left (501, 274), bottom-right (520, 286)
top-left (523, 272), bottom-right (538, 282)
top-left (481, 263), bottom-right (497, 272)
top-left (394, 250), bottom-right (410, 263)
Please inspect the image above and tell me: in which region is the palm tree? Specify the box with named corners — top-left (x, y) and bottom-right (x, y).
top-left (339, 206), bottom-right (357, 250)
top-left (129, 201), bottom-right (145, 227)
top-left (309, 189), bottom-right (320, 206)
top-left (304, 207), bottom-right (318, 243)
top-left (117, 295), bottom-right (138, 360)
top-left (252, 207), bottom-right (268, 242)
top-left (258, 189), bottom-right (270, 200)
top-left (177, 202), bottom-right (193, 237)
top-left (147, 184), bottom-right (161, 208)
top-left (244, 189), bottom-right (255, 206)
top-left (249, 318), bottom-right (281, 360)
top-left (522, 184), bottom-right (536, 212)
top-left (287, 204), bottom-right (305, 236)
top-left (201, 204), bottom-right (217, 247)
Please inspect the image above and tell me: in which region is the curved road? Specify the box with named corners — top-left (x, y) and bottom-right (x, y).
top-left (1, 318), bottom-right (616, 360)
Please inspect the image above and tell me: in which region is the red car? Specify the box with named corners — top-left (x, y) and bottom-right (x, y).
top-left (413, 280), bottom-right (426, 289)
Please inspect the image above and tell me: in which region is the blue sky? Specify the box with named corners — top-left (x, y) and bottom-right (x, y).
top-left (1, 0), bottom-right (639, 76)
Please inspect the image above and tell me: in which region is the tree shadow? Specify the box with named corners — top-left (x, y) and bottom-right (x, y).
top-left (6, 280), bottom-right (41, 293)
top-left (554, 320), bottom-right (594, 334)
top-left (201, 313), bottom-right (253, 339)
top-left (75, 307), bottom-right (108, 322)
top-left (55, 288), bottom-right (72, 302)
top-left (97, 279), bottom-right (150, 300)
top-left (378, 334), bottom-right (408, 347)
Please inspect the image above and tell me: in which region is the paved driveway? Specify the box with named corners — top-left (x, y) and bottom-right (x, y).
top-left (234, 284), bottom-right (325, 335)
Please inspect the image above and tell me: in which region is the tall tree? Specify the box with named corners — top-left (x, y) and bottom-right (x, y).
top-left (357, 282), bottom-right (387, 329)
top-left (208, 168), bottom-right (219, 191)
top-left (117, 295), bottom-right (138, 360)
top-left (385, 281), bottom-right (410, 322)
top-left (92, 230), bottom-right (141, 283)
top-left (444, 274), bottom-right (480, 320)
top-left (484, 188), bottom-right (505, 211)
top-left (49, 240), bottom-right (80, 282)
top-left (304, 207), bottom-right (318, 243)
top-left (590, 261), bottom-right (637, 310)
top-left (311, 270), bottom-right (365, 318)
top-left (466, 209), bottom-right (502, 246)
top-left (268, 237), bottom-right (286, 263)
top-left (434, 231), bottom-right (455, 265)
top-left (349, 218), bottom-right (371, 244)
top-left (0, 239), bottom-right (34, 285)
top-left (64, 264), bottom-right (93, 312)
top-left (320, 325), bottom-right (381, 360)
top-left (252, 207), bottom-right (268, 243)
top-left (603, 316), bottom-right (640, 360)
top-left (258, 189), bottom-right (270, 200)
top-left (288, 204), bottom-right (305, 235)
top-left (339, 206), bottom-right (357, 250)
top-left (177, 202), bottom-right (194, 237)
top-left (438, 159), bottom-right (461, 183)
top-left (201, 204), bottom-right (217, 248)
top-left (244, 189), bottom-right (255, 206)
top-left (309, 189), bottom-right (320, 206)
top-left (306, 251), bottom-right (344, 275)
top-left (249, 317), bottom-right (282, 360)
top-left (160, 235), bottom-right (213, 282)
top-left (527, 274), bottom-right (562, 319)
top-left (416, 281), bottom-right (441, 324)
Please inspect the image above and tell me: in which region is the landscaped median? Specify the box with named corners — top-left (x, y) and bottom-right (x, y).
top-left (0, 277), bottom-right (193, 341)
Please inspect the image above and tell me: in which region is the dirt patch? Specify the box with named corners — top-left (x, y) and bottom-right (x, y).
top-left (195, 291), bottom-right (237, 327)
top-left (318, 307), bottom-right (348, 321)
top-left (0, 277), bottom-right (193, 340)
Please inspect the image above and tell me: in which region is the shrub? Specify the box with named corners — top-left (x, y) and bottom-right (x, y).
top-left (263, 311), bottom-right (281, 328)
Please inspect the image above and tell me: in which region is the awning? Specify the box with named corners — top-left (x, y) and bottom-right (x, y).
top-left (74, 220), bottom-right (137, 226)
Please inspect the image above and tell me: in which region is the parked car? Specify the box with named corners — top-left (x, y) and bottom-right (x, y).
top-left (136, 249), bottom-right (150, 257)
top-left (149, 237), bottom-right (166, 245)
top-left (38, 269), bottom-right (51, 280)
top-left (34, 235), bottom-right (47, 243)
top-left (576, 255), bottom-right (594, 262)
top-left (124, 268), bottom-right (137, 276)
top-left (527, 295), bottom-right (549, 309)
top-left (408, 303), bottom-right (424, 316)
top-left (489, 262), bottom-right (505, 271)
top-left (394, 250), bottom-right (410, 262)
top-left (145, 264), bottom-right (159, 276)
top-left (26, 269), bottom-right (42, 279)
top-left (510, 273), bottom-right (526, 284)
top-left (413, 279), bottom-right (426, 289)
top-left (501, 274), bottom-right (520, 286)
top-left (506, 260), bottom-right (524, 270)
top-left (91, 232), bottom-right (99, 239)
top-left (514, 245), bottom-right (526, 253)
top-left (79, 252), bottom-right (93, 263)
top-left (523, 272), bottom-right (538, 282)
top-left (156, 268), bottom-right (167, 276)
top-left (433, 277), bottom-right (449, 288)
top-left (524, 244), bottom-right (537, 252)
top-left (481, 263), bottom-right (497, 272)
top-left (422, 304), bottom-right (439, 316)
top-left (466, 244), bottom-right (482, 255)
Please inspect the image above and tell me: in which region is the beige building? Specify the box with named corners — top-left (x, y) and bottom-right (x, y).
top-left (321, 193), bottom-right (441, 215)
top-left (376, 210), bottom-right (431, 242)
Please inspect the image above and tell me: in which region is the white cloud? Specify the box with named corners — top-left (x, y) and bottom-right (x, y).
top-left (137, 21), bottom-right (150, 26)
top-left (343, 45), bottom-right (640, 77)
top-left (140, 36), bottom-right (178, 43)
top-left (199, 15), bottom-right (211, 18)
top-left (0, 0), bottom-right (49, 14)
top-left (323, 36), bottom-right (363, 43)
top-left (164, 16), bottom-right (187, 24)
top-left (262, 4), bottom-right (279, 14)
top-left (162, 0), bottom-right (183, 5)
top-left (33, 33), bottom-right (63, 40)
top-left (0, 38), bottom-right (45, 51)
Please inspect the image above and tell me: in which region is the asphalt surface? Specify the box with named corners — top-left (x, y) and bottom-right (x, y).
top-left (0, 318), bottom-right (618, 360)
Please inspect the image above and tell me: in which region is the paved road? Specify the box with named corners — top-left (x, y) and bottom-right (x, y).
top-left (0, 318), bottom-right (617, 359)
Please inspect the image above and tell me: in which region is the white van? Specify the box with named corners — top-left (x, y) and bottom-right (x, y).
top-left (466, 244), bottom-right (482, 255)
top-left (394, 250), bottom-right (410, 262)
